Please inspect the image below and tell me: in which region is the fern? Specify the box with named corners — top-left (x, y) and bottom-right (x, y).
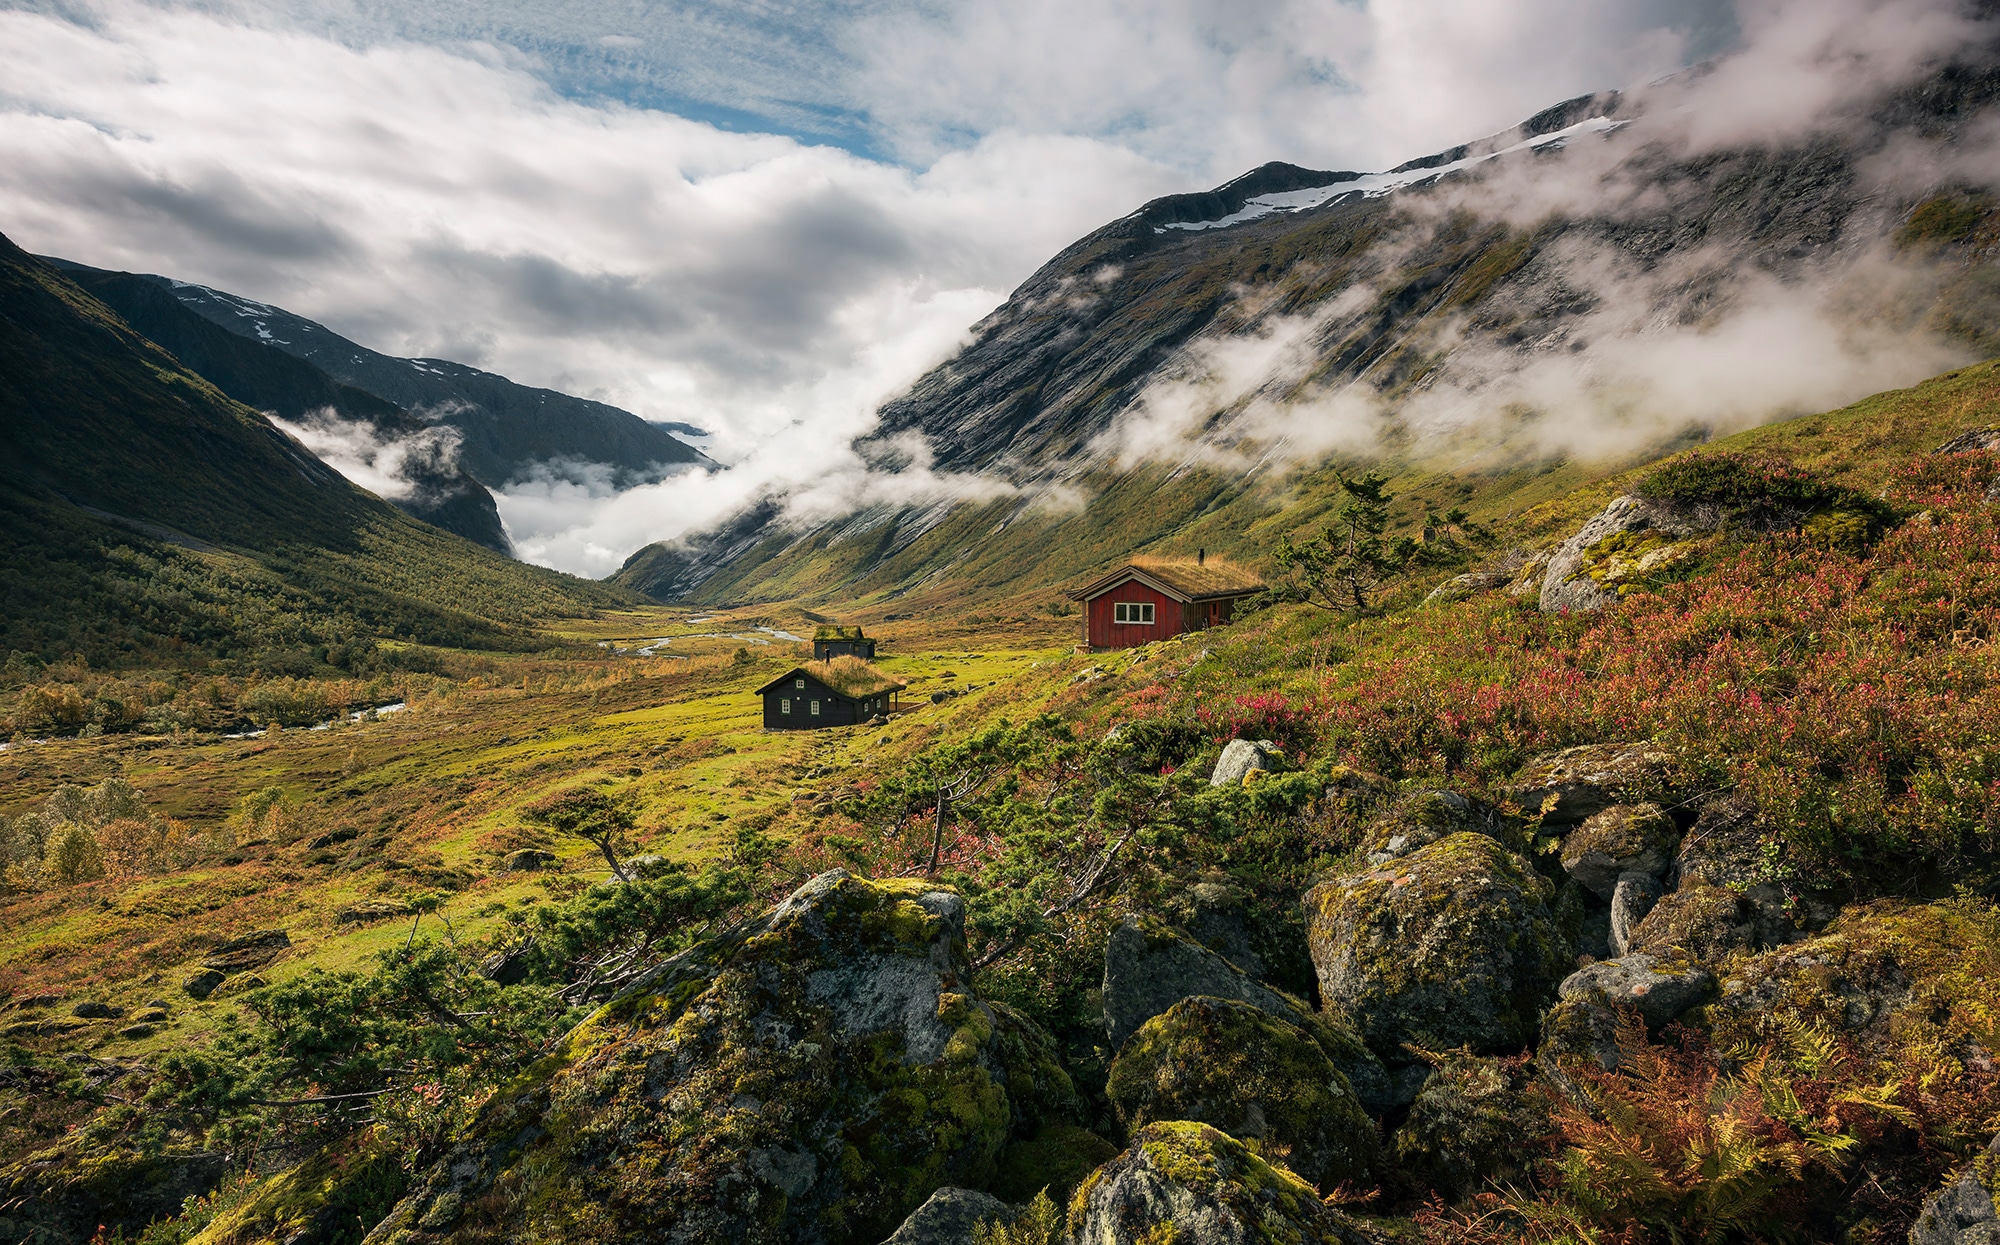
top-left (973, 1189), bottom-right (1061, 1245)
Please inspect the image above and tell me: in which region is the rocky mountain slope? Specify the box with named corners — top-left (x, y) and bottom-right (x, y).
top-left (45, 259), bottom-right (711, 492)
top-left (618, 40), bottom-right (2000, 606)
top-left (51, 264), bottom-right (512, 553)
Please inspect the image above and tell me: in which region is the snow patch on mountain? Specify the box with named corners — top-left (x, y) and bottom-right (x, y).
top-left (1160, 116), bottom-right (1627, 233)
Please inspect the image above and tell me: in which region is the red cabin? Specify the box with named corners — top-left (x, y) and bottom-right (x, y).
top-left (1068, 556), bottom-right (1265, 650)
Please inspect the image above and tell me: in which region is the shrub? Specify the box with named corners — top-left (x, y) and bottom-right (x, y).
top-left (239, 678), bottom-right (333, 727)
top-left (14, 682), bottom-right (88, 735)
top-left (44, 821), bottom-right (105, 884)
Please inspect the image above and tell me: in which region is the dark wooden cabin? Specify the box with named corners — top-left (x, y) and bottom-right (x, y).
top-left (758, 658), bottom-right (904, 730)
top-left (812, 625), bottom-right (878, 661)
top-left (1068, 555), bottom-right (1264, 650)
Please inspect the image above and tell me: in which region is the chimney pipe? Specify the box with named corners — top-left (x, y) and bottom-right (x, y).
top-left (1198, 548), bottom-right (1206, 566)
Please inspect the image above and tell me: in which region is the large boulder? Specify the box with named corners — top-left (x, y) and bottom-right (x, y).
top-left (1507, 742), bottom-right (1679, 828)
top-left (363, 871), bottom-right (1081, 1245)
top-left (1556, 955), bottom-right (1712, 1029)
top-left (1909, 1137), bottom-right (2000, 1245)
top-left (1623, 882), bottom-right (1763, 963)
top-left (201, 929), bottom-right (291, 972)
top-left (0, 1149), bottom-right (229, 1245)
top-left (1159, 877), bottom-right (1267, 980)
top-left (1106, 996), bottom-right (1379, 1191)
top-left (1306, 833), bottom-right (1570, 1060)
top-left (1210, 739), bottom-right (1281, 786)
top-left (1102, 915), bottom-right (1390, 1113)
top-left (1389, 1053), bottom-right (1550, 1203)
top-left (1066, 1121), bottom-right (1374, 1245)
top-left (1560, 803), bottom-right (1678, 899)
top-left (1669, 793), bottom-right (1832, 946)
top-left (1539, 496), bottom-right (1703, 613)
top-left (878, 1187), bottom-right (1015, 1245)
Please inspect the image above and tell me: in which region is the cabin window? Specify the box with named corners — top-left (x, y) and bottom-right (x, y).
top-left (795, 677), bottom-right (805, 689)
top-left (1113, 601), bottom-right (1155, 624)
top-left (780, 698), bottom-right (790, 713)
top-left (810, 700), bottom-right (821, 716)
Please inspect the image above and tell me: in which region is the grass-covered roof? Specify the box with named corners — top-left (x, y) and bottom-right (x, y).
top-left (760, 656), bottom-right (904, 699)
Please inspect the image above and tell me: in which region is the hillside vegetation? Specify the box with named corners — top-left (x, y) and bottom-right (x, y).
top-left (4, 358), bottom-right (2000, 1243)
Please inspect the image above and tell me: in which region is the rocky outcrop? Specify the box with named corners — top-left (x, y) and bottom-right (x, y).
top-left (1560, 803), bottom-right (1678, 898)
top-left (1210, 739), bottom-right (1280, 786)
top-left (1306, 833), bottom-right (1569, 1061)
top-left (1101, 915), bottom-right (1390, 1112)
top-left (1557, 955), bottom-right (1713, 1028)
top-left (1507, 742), bottom-right (1679, 828)
top-left (364, 871), bottom-right (1081, 1245)
top-left (1067, 1121), bottom-right (1374, 1245)
top-left (1623, 882), bottom-right (1762, 961)
top-left (1106, 996), bottom-right (1379, 1191)
top-left (879, 1187), bottom-right (1015, 1245)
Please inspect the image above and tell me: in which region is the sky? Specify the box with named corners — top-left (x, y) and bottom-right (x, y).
top-left (0, 0), bottom-right (1750, 573)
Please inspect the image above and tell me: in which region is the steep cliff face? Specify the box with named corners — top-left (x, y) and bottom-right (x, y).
top-left (620, 43), bottom-right (2000, 605)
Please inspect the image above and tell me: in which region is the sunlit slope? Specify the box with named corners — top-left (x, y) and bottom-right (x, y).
top-left (0, 232), bottom-right (639, 662)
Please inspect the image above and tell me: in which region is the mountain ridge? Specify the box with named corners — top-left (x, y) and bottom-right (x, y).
top-left (42, 258), bottom-right (712, 493)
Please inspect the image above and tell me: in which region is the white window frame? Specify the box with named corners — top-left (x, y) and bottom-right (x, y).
top-left (780, 698), bottom-right (790, 713)
top-left (794, 677), bottom-right (806, 689)
top-left (810, 700), bottom-right (821, 716)
top-left (1113, 601), bottom-right (1155, 625)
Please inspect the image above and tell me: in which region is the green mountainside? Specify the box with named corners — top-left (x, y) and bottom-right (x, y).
top-left (0, 232), bottom-right (637, 669)
top-left (50, 263), bottom-right (512, 553)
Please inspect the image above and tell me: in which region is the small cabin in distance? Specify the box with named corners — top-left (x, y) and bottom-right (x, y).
top-left (758, 657), bottom-right (905, 730)
top-left (1069, 553), bottom-right (1264, 651)
top-left (812, 625), bottom-right (877, 661)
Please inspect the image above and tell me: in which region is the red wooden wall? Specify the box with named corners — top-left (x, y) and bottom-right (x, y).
top-left (1084, 578), bottom-right (1190, 649)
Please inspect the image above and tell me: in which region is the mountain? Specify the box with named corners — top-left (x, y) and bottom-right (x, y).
top-left (44, 261), bottom-right (711, 490)
top-left (0, 231), bottom-right (638, 667)
top-left (49, 264), bottom-right (512, 553)
top-left (617, 46), bottom-right (2000, 605)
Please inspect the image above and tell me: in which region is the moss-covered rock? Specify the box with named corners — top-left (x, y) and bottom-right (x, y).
top-left (1101, 914), bottom-right (1391, 1114)
top-left (1537, 993), bottom-right (1623, 1072)
top-left (1505, 742), bottom-right (1680, 828)
top-left (0, 1147), bottom-right (229, 1245)
top-left (1106, 996), bottom-right (1378, 1192)
top-left (1703, 899), bottom-right (2000, 1065)
top-left (1388, 1053), bottom-right (1550, 1203)
top-left (1066, 1121), bottom-right (1374, 1245)
top-left (362, 870), bottom-right (1081, 1245)
top-left (1623, 881), bottom-right (1761, 963)
top-left (1556, 954), bottom-right (1712, 1029)
top-left (189, 1138), bottom-right (408, 1245)
top-left (1356, 791), bottom-right (1518, 865)
top-left (880, 1186), bottom-right (1016, 1244)
top-left (1559, 803), bottom-right (1677, 899)
top-left (1305, 833), bottom-right (1569, 1061)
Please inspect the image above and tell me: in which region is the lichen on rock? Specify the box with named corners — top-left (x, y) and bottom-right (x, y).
top-left (362, 870), bottom-right (1081, 1245)
top-left (1306, 832), bottom-right (1569, 1062)
top-left (1105, 995), bottom-right (1379, 1192)
top-left (1506, 742), bottom-right (1680, 829)
top-left (1066, 1121), bottom-right (1374, 1245)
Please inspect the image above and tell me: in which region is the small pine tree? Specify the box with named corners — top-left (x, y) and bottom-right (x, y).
top-left (1274, 471), bottom-right (1417, 610)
